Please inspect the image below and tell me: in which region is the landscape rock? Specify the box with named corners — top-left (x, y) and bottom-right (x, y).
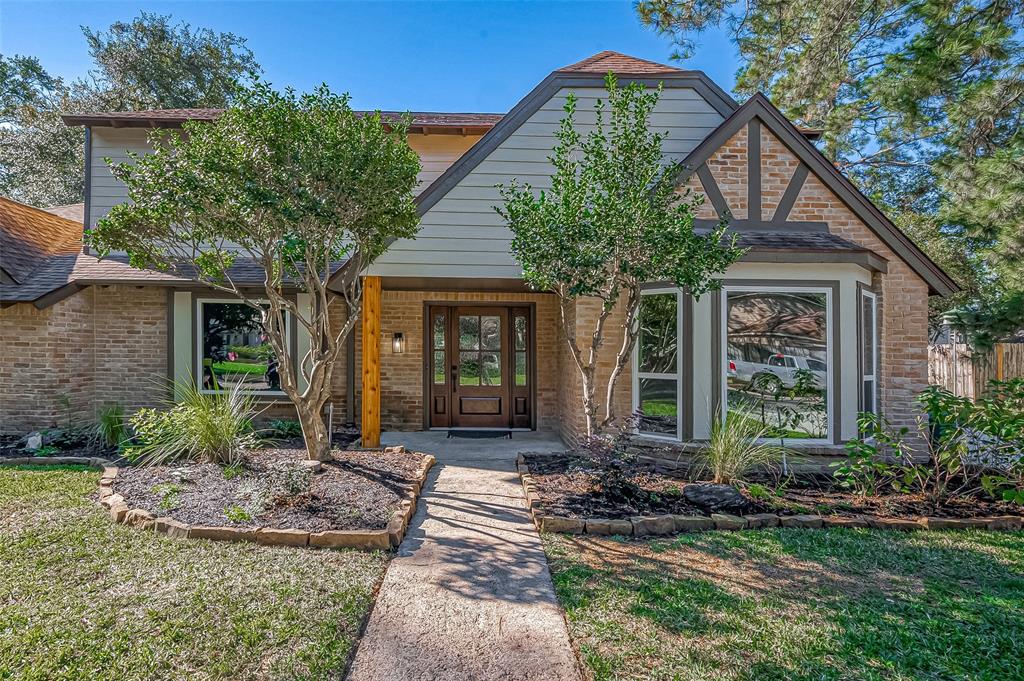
top-left (255, 527), bottom-right (309, 547)
top-left (867, 517), bottom-right (921, 531)
top-left (823, 516), bottom-right (869, 529)
top-left (711, 513), bottom-right (747, 531)
top-left (608, 519), bottom-right (634, 536)
top-left (109, 502), bottom-right (129, 523)
top-left (540, 515), bottom-right (584, 534)
top-left (584, 519), bottom-right (612, 535)
top-left (672, 515), bottom-right (714, 532)
top-left (123, 508), bottom-right (155, 529)
top-left (745, 513), bottom-right (781, 528)
top-left (24, 433), bottom-right (42, 450)
top-left (779, 514), bottom-right (822, 529)
top-left (189, 526), bottom-right (257, 542)
top-left (310, 529), bottom-right (391, 550)
top-left (922, 516), bottom-right (988, 530)
top-left (154, 517), bottom-right (190, 538)
top-left (682, 483), bottom-right (750, 513)
top-left (630, 515), bottom-right (675, 536)
top-left (986, 515), bottom-right (1023, 531)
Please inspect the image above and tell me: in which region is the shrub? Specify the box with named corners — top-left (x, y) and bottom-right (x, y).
top-left (95, 404), bottom-right (128, 448)
top-left (580, 415), bottom-right (651, 504)
top-left (694, 415), bottom-right (783, 484)
top-left (126, 379), bottom-right (258, 466)
top-left (267, 461), bottom-right (312, 503)
top-left (268, 419), bottom-right (303, 439)
top-left (224, 504), bottom-right (252, 523)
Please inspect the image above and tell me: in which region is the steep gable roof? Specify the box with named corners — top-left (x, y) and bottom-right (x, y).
top-left (0, 197), bottom-right (82, 284)
top-left (556, 51), bottom-right (684, 75)
top-left (678, 93), bottom-right (959, 297)
top-left (412, 52), bottom-right (737, 217)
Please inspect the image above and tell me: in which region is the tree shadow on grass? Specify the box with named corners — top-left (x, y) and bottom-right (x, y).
top-left (643, 529), bottom-right (1024, 680)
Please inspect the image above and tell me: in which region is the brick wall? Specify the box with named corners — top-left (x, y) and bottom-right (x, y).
top-left (686, 121), bottom-right (932, 431)
top-left (0, 292), bottom-right (95, 432)
top-left (556, 296), bottom-right (633, 445)
top-left (0, 285), bottom-right (168, 433)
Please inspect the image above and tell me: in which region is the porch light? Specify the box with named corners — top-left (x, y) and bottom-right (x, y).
top-left (392, 332), bottom-right (406, 354)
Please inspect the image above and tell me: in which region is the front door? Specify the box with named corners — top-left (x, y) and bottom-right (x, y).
top-left (427, 304), bottom-right (532, 429)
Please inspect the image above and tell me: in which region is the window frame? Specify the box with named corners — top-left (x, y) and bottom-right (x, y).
top-left (631, 287), bottom-right (684, 441)
top-left (859, 287), bottom-right (879, 416)
top-left (719, 284), bottom-right (835, 445)
top-left (195, 297), bottom-right (292, 397)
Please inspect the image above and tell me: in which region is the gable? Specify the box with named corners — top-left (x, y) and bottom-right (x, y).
top-left (369, 75), bottom-right (733, 281)
top-left (678, 95), bottom-right (958, 296)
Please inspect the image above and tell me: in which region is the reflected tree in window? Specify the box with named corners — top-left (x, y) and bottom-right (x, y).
top-left (726, 291), bottom-right (829, 439)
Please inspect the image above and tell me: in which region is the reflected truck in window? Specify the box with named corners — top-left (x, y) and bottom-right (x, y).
top-left (728, 353), bottom-right (827, 389)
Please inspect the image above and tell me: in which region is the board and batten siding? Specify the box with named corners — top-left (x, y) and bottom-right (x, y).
top-left (369, 86), bottom-right (726, 279)
top-left (87, 127), bottom-right (482, 228)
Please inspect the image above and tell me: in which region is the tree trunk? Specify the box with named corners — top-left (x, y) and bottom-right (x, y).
top-left (580, 366), bottom-right (598, 439)
top-left (295, 398), bottom-right (332, 461)
top-left (601, 282), bottom-right (641, 430)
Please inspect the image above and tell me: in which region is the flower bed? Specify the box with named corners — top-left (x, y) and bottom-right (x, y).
top-left (100, 446), bottom-right (434, 550)
top-left (519, 453), bottom-right (1024, 536)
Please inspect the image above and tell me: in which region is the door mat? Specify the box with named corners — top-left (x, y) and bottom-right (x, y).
top-left (447, 430), bottom-right (512, 439)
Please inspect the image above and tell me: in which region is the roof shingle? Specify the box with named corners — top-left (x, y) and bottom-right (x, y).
top-left (557, 51), bottom-right (683, 75)
top-left (0, 197), bottom-right (82, 284)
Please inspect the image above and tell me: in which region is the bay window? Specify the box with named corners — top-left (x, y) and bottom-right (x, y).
top-left (633, 289), bottom-right (682, 438)
top-left (860, 288), bottom-right (878, 415)
top-left (722, 287), bottom-right (832, 441)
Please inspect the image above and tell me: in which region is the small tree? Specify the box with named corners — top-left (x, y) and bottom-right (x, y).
top-left (88, 81), bottom-right (421, 460)
top-left (498, 74), bottom-right (743, 438)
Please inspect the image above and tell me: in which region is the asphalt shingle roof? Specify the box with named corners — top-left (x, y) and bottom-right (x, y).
top-left (0, 197), bottom-right (82, 284)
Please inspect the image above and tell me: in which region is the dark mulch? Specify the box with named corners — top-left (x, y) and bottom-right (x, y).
top-left (525, 452), bottom-right (1024, 521)
top-left (113, 447), bottom-right (427, 532)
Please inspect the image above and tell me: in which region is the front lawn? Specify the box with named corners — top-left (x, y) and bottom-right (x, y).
top-left (544, 529), bottom-right (1024, 680)
top-left (0, 465), bottom-right (388, 680)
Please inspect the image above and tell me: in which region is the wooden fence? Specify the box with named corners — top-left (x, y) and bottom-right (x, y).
top-left (929, 343), bottom-right (1024, 400)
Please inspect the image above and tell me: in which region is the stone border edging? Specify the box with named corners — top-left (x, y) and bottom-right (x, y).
top-left (1, 456), bottom-right (114, 468)
top-left (516, 454), bottom-right (1024, 536)
top-left (98, 446), bottom-right (436, 551)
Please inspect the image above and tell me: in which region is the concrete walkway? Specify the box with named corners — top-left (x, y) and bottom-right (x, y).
top-left (347, 431), bottom-right (581, 681)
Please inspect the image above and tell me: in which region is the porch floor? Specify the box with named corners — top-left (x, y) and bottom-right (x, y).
top-left (347, 430), bottom-right (581, 680)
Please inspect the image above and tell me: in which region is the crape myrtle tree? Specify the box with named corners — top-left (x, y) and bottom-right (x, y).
top-left (88, 81), bottom-right (421, 460)
top-left (498, 74), bottom-right (743, 438)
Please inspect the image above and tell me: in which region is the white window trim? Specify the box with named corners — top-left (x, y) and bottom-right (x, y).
top-left (195, 298), bottom-right (291, 397)
top-left (632, 287), bottom-right (684, 441)
top-left (861, 289), bottom-right (878, 414)
top-left (719, 285), bottom-right (834, 445)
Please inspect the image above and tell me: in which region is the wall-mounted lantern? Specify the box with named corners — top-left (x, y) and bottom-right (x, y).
top-left (392, 331), bottom-right (406, 354)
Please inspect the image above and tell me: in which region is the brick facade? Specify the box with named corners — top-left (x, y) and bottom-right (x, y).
top-left (0, 285), bottom-right (167, 433)
top-left (687, 122), bottom-right (932, 432)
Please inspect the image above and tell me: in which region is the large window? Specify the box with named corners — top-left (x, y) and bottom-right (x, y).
top-left (197, 300), bottom-right (289, 395)
top-left (722, 287), bottom-right (832, 440)
top-left (860, 288), bottom-right (878, 415)
top-left (633, 290), bottom-right (682, 438)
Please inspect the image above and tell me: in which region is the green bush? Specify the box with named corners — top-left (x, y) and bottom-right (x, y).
top-left (125, 380), bottom-right (258, 466)
top-left (95, 404), bottom-right (128, 448)
top-left (268, 419), bottom-right (303, 439)
top-left (694, 415), bottom-right (784, 484)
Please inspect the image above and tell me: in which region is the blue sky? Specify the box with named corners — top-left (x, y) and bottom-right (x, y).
top-left (1, 1), bottom-right (740, 113)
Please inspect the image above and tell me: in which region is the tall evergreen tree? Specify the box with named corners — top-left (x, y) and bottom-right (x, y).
top-left (638, 0), bottom-right (1024, 332)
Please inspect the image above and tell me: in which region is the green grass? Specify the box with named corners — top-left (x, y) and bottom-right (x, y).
top-left (544, 529), bottom-right (1024, 681)
top-left (0, 465), bottom-right (388, 680)
top-left (213, 360), bottom-right (267, 376)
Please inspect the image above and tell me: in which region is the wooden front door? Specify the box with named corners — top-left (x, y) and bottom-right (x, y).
top-left (427, 304), bottom-right (532, 429)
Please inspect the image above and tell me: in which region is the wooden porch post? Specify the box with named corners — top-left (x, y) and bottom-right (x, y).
top-left (361, 275), bottom-right (382, 448)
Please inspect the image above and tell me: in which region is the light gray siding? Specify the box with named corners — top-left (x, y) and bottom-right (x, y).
top-left (88, 127), bottom-right (153, 228)
top-left (370, 86), bottom-right (725, 279)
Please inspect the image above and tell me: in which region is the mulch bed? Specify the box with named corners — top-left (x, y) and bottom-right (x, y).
top-left (525, 452), bottom-right (1024, 521)
top-left (113, 448), bottom-right (427, 533)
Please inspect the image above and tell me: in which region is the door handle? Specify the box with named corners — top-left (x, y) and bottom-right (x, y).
top-left (451, 365), bottom-right (458, 390)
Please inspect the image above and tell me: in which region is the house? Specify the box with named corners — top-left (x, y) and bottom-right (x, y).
top-left (0, 51), bottom-right (958, 452)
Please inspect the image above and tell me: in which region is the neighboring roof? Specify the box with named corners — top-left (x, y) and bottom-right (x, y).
top-left (557, 50), bottom-right (684, 75)
top-left (0, 251), bottom-right (344, 307)
top-left (678, 93), bottom-right (959, 297)
top-left (43, 202), bottom-right (85, 224)
top-left (62, 109), bottom-right (504, 135)
top-left (0, 197), bottom-right (82, 284)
